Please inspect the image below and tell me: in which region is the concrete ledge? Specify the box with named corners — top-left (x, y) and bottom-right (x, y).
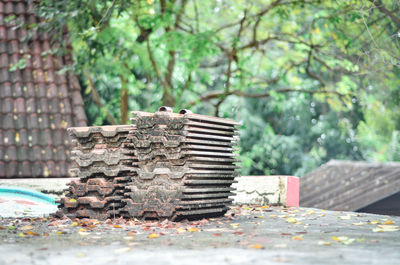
top-left (0, 178), bottom-right (75, 199)
top-left (232, 175), bottom-right (299, 207)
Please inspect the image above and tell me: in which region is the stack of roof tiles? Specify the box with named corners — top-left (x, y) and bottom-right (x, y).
top-left (59, 125), bottom-right (135, 220)
top-left (0, 0), bottom-right (87, 178)
top-left (58, 107), bottom-right (240, 220)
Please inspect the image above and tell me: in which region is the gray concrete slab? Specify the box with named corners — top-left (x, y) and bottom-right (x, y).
top-left (0, 205), bottom-right (399, 265)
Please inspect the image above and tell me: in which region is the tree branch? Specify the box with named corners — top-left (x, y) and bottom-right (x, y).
top-left (185, 88), bottom-right (350, 108)
top-left (215, 0), bottom-right (282, 33)
top-left (368, 0), bottom-right (400, 28)
top-left (83, 70), bottom-right (118, 125)
top-left (306, 48), bottom-right (326, 87)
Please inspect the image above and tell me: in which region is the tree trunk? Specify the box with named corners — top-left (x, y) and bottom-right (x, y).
top-left (120, 76), bottom-right (129, 124)
top-left (162, 91), bottom-right (176, 107)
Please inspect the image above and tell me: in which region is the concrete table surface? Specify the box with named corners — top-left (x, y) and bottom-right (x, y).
top-left (0, 205), bottom-right (399, 265)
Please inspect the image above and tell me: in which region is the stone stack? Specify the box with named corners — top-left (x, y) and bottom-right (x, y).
top-left (57, 107), bottom-right (240, 220)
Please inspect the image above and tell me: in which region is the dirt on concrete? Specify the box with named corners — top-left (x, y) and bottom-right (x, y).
top-left (0, 205), bottom-right (399, 265)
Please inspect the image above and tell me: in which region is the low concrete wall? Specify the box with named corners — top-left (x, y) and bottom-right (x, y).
top-left (232, 176), bottom-right (299, 207)
top-left (0, 175), bottom-right (300, 207)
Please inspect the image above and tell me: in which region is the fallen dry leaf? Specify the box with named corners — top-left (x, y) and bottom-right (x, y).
top-left (187, 228), bottom-right (199, 232)
top-left (25, 231), bottom-right (40, 236)
top-left (339, 215), bottom-right (351, 220)
top-left (286, 217), bottom-right (297, 223)
top-left (148, 233), bottom-right (159, 238)
top-left (78, 231), bottom-right (90, 236)
top-left (352, 222), bottom-right (364, 226)
top-left (292, 235), bottom-right (303, 241)
top-left (369, 220), bottom-right (382, 225)
top-left (114, 247), bottom-right (131, 254)
top-left (230, 223), bottom-right (240, 229)
top-left (249, 244), bottom-right (264, 249)
top-left (318, 241), bottom-right (331, 246)
top-left (20, 225), bottom-right (33, 231)
top-left (113, 225), bottom-right (122, 228)
top-left (384, 220), bottom-right (395, 225)
top-left (176, 228), bottom-right (186, 234)
top-left (332, 236), bottom-right (356, 245)
top-left (127, 231), bottom-right (137, 236)
top-left (213, 233), bottom-right (222, 237)
top-left (69, 198), bottom-right (77, 203)
top-left (372, 225), bottom-right (399, 232)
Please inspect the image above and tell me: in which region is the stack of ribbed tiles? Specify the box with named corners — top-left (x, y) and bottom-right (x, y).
top-left (121, 107), bottom-right (240, 220)
top-left (57, 125), bottom-right (137, 220)
top-left (57, 107), bottom-right (240, 220)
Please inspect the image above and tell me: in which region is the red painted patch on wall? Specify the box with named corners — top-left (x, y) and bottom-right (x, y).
top-left (286, 176), bottom-right (299, 207)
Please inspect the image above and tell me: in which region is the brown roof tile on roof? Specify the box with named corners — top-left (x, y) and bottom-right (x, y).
top-left (0, 0), bottom-right (87, 178)
top-left (300, 160), bottom-right (400, 211)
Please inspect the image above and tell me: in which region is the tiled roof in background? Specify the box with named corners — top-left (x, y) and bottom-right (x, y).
top-left (300, 160), bottom-right (400, 211)
top-left (0, 0), bottom-right (87, 178)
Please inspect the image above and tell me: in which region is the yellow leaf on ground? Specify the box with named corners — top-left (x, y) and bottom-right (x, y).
top-left (25, 231), bottom-right (40, 236)
top-left (230, 223), bottom-right (240, 228)
top-left (114, 247), bottom-right (131, 254)
top-left (292, 235), bottom-right (303, 241)
top-left (69, 199), bottom-right (77, 203)
top-left (148, 233), bottom-right (159, 238)
top-left (187, 228), bottom-right (199, 232)
top-left (249, 244), bottom-right (264, 249)
top-left (339, 215), bottom-right (351, 220)
top-left (78, 231), bottom-right (90, 236)
top-left (71, 222), bottom-right (79, 227)
top-left (332, 236), bottom-right (356, 245)
top-left (18, 232), bottom-right (27, 237)
top-left (352, 222), bottom-right (364, 226)
top-left (318, 241), bottom-right (331, 246)
top-left (369, 220), bottom-right (381, 225)
top-left (20, 225), bottom-right (33, 231)
top-left (113, 225), bottom-right (122, 228)
top-left (176, 228), bottom-right (186, 233)
top-left (286, 217), bottom-right (297, 223)
top-left (384, 220), bottom-right (395, 225)
top-left (373, 225), bottom-right (399, 232)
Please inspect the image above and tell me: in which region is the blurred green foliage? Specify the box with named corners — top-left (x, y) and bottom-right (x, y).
top-left (34, 0), bottom-right (400, 176)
